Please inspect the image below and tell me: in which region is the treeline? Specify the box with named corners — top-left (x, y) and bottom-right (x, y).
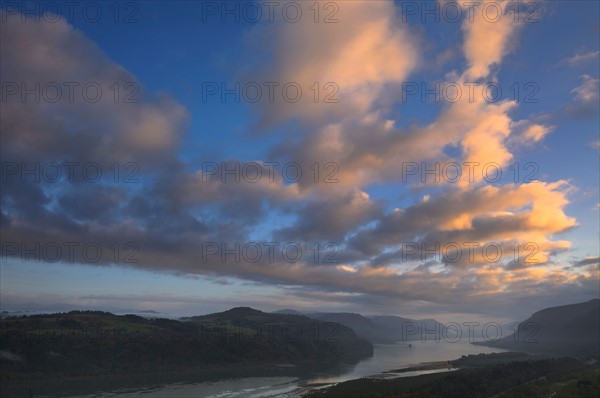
top-left (0, 309), bottom-right (373, 379)
top-left (308, 356), bottom-right (595, 398)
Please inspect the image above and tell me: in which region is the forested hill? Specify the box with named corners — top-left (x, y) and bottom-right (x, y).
top-left (0, 308), bottom-right (373, 379)
top-left (477, 299), bottom-right (600, 359)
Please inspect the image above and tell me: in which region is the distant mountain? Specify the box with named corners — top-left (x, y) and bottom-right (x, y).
top-left (368, 315), bottom-right (415, 327)
top-left (307, 312), bottom-right (447, 343)
top-left (369, 315), bottom-right (452, 341)
top-left (198, 306), bottom-right (265, 320)
top-left (273, 309), bottom-right (305, 315)
top-left (477, 299), bottom-right (600, 359)
top-left (138, 310), bottom-right (160, 314)
top-left (309, 312), bottom-right (385, 342)
top-left (0, 308), bottom-right (372, 379)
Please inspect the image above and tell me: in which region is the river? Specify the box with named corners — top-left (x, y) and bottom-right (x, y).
top-left (13, 340), bottom-right (507, 397)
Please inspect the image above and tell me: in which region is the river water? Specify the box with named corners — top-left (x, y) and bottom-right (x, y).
top-left (11, 340), bottom-right (507, 397)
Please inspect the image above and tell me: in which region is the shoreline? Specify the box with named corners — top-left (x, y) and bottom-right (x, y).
top-left (273, 351), bottom-right (538, 397)
top-left (274, 364), bottom-right (460, 398)
top-left (383, 360), bottom-right (454, 374)
top-left (1, 349), bottom-right (531, 397)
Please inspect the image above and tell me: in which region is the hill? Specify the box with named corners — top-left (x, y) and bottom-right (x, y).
top-left (309, 312), bottom-right (385, 342)
top-left (187, 307), bottom-right (373, 360)
top-left (307, 312), bottom-right (447, 343)
top-left (0, 308), bottom-right (372, 379)
top-left (476, 299), bottom-right (600, 359)
top-left (273, 309), bottom-right (305, 315)
top-left (306, 355), bottom-right (596, 398)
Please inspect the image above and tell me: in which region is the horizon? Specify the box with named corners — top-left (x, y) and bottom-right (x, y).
top-left (2, 297), bottom-right (599, 327)
top-left (1, 0), bottom-right (599, 325)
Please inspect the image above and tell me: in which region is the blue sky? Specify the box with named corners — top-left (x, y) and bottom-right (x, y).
top-left (1, 0), bottom-right (599, 321)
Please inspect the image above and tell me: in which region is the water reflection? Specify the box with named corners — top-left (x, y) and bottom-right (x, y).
top-left (2, 340), bottom-right (507, 397)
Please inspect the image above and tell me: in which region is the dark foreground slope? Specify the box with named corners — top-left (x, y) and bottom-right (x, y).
top-left (0, 307), bottom-right (372, 379)
top-left (476, 299), bottom-right (600, 359)
top-left (307, 354), bottom-right (598, 398)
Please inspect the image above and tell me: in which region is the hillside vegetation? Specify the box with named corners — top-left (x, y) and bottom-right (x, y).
top-left (0, 307), bottom-right (372, 379)
top-left (476, 299), bottom-right (600, 360)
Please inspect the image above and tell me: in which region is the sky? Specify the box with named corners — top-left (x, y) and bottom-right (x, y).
top-left (1, 0), bottom-right (599, 323)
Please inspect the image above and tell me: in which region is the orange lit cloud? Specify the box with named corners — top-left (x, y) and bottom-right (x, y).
top-left (460, 0), bottom-right (522, 80)
top-left (250, 0), bottom-right (419, 124)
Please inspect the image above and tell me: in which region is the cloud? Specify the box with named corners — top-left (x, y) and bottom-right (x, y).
top-left (244, 0), bottom-right (419, 126)
top-left (573, 257), bottom-right (600, 267)
top-left (521, 124), bottom-right (552, 143)
top-left (508, 121), bottom-right (553, 148)
top-left (457, 100), bottom-right (516, 186)
top-left (275, 190), bottom-right (382, 242)
top-left (557, 50), bottom-right (599, 67)
top-left (0, 11), bottom-right (188, 169)
top-left (564, 75), bottom-right (600, 118)
top-left (571, 75), bottom-right (600, 103)
top-left (348, 181), bottom-right (576, 265)
top-left (460, 0), bottom-right (522, 80)
top-left (0, 4), bottom-right (590, 318)
top-left (262, 0), bottom-right (531, 190)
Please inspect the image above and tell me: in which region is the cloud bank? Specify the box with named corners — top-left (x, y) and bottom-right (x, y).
top-left (1, 1), bottom-right (597, 318)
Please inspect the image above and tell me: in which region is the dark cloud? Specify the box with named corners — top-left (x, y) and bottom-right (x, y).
top-left (274, 191), bottom-right (382, 242)
top-left (573, 257), bottom-right (600, 267)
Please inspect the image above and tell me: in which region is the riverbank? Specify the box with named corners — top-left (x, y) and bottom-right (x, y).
top-left (1, 343), bottom-right (520, 397)
top-left (276, 361), bottom-right (461, 397)
top-left (277, 352), bottom-right (542, 397)
top-left (301, 354), bottom-right (594, 398)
